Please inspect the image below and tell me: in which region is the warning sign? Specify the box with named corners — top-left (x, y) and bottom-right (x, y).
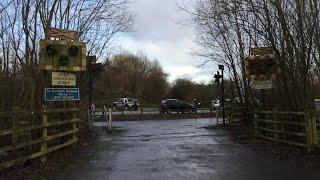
top-left (47, 28), bottom-right (78, 40)
top-left (253, 79), bottom-right (273, 90)
top-left (52, 72), bottom-right (76, 86)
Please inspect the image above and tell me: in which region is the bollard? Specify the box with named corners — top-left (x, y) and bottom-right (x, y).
top-left (108, 108), bottom-right (112, 132)
top-left (104, 105), bottom-right (108, 133)
top-left (216, 109), bottom-right (219, 125)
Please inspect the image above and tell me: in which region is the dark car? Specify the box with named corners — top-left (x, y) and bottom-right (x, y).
top-left (160, 99), bottom-right (196, 114)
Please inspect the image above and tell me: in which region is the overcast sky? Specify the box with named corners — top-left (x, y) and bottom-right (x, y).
top-left (115, 0), bottom-right (215, 83)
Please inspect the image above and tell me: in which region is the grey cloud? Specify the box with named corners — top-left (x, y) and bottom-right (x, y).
top-left (116, 0), bottom-right (212, 83)
top-left (131, 0), bottom-right (193, 41)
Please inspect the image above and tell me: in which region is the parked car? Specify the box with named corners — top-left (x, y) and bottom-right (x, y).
top-left (211, 98), bottom-right (232, 110)
top-left (211, 99), bottom-right (220, 110)
top-left (113, 97), bottom-right (139, 110)
top-left (160, 99), bottom-right (196, 114)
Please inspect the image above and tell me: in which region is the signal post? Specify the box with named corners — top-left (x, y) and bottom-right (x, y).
top-left (39, 28), bottom-right (87, 145)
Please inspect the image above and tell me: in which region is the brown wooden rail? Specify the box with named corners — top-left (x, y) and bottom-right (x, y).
top-left (254, 110), bottom-right (318, 152)
top-left (0, 106), bottom-right (79, 169)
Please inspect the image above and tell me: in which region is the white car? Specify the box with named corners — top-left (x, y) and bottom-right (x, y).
top-left (211, 99), bottom-right (232, 110)
top-left (211, 99), bottom-right (220, 110)
top-left (113, 97), bottom-right (139, 110)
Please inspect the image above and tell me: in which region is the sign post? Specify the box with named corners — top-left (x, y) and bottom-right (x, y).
top-left (244, 47), bottom-right (280, 89)
top-left (214, 65), bottom-right (225, 126)
top-left (39, 28), bottom-right (88, 145)
top-left (40, 27), bottom-right (86, 102)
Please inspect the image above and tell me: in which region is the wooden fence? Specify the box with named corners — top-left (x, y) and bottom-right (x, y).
top-left (228, 106), bottom-right (248, 122)
top-left (0, 106), bottom-right (79, 169)
top-left (254, 110), bottom-right (318, 152)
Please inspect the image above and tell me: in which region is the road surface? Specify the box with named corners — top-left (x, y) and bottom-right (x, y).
top-left (49, 118), bottom-right (320, 180)
top-left (94, 108), bottom-right (212, 115)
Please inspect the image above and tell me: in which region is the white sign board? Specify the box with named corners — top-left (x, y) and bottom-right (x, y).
top-left (52, 72), bottom-right (76, 86)
top-left (253, 79), bottom-right (273, 90)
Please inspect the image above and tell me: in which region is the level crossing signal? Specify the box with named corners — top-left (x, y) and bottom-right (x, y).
top-left (39, 39), bottom-right (87, 72)
top-left (214, 71), bottom-right (222, 84)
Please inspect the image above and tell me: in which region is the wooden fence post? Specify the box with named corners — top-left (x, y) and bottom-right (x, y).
top-left (305, 110), bottom-right (313, 152)
top-left (273, 109), bottom-right (278, 141)
top-left (12, 107), bottom-right (19, 145)
top-left (103, 105), bottom-right (110, 133)
top-left (311, 113), bottom-right (317, 146)
top-left (254, 111), bottom-right (258, 137)
top-left (72, 104), bottom-right (77, 148)
top-left (41, 105), bottom-right (48, 162)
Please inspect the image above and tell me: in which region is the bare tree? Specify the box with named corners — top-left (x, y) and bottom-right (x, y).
top-left (181, 0), bottom-right (320, 111)
top-left (0, 0), bottom-right (134, 110)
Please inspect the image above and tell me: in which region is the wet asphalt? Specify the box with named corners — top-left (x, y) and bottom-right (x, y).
top-left (49, 118), bottom-right (320, 180)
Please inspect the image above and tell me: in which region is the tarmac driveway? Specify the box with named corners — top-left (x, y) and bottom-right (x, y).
top-left (49, 118), bottom-right (320, 180)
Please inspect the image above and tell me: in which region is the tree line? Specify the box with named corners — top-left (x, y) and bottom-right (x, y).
top-left (94, 51), bottom-right (233, 107)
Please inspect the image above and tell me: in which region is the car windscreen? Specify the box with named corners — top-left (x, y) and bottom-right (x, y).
top-left (162, 100), bottom-right (176, 105)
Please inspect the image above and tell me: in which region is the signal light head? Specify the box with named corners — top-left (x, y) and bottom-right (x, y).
top-left (59, 55), bottom-right (69, 65)
top-left (69, 46), bottom-right (79, 56)
top-left (46, 45), bottom-right (56, 56)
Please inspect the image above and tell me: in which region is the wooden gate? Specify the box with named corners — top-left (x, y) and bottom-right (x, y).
top-left (254, 110), bottom-right (318, 152)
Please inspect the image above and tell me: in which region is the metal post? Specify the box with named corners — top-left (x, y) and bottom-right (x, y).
top-left (88, 70), bottom-right (92, 117)
top-left (108, 108), bottom-right (112, 132)
top-left (216, 108), bottom-right (219, 125)
top-left (221, 67), bottom-right (226, 126)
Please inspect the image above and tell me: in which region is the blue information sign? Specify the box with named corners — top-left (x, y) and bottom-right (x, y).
top-left (45, 88), bottom-right (80, 101)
